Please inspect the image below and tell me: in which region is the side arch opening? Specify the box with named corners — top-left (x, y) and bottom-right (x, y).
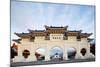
top-left (22, 49), bottom-right (30, 59)
top-left (67, 48), bottom-right (76, 60)
top-left (35, 48), bottom-right (45, 61)
top-left (80, 48), bottom-right (87, 56)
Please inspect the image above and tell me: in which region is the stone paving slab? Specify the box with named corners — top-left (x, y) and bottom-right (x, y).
top-left (11, 58), bottom-right (95, 67)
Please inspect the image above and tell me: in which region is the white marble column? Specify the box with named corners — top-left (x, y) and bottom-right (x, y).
top-left (45, 48), bottom-right (50, 61)
top-left (27, 51), bottom-right (37, 61)
top-left (75, 49), bottom-right (82, 59)
top-left (63, 49), bottom-right (68, 60)
top-left (13, 50), bottom-right (25, 62)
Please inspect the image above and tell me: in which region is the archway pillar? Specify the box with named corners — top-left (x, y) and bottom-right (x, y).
top-left (45, 47), bottom-right (50, 61)
top-left (63, 49), bottom-right (68, 60)
top-left (86, 44), bottom-right (91, 58)
top-left (29, 51), bottom-right (37, 61)
top-left (75, 50), bottom-right (82, 59)
top-left (45, 54), bottom-right (50, 61)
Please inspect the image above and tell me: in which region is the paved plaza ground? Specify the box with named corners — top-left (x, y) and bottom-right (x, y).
top-left (11, 58), bottom-right (95, 67)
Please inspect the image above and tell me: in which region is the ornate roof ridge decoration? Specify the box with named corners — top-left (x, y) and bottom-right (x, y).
top-left (87, 38), bottom-right (94, 42)
top-left (14, 32), bottom-right (31, 38)
top-left (80, 33), bottom-right (92, 38)
top-left (68, 30), bottom-right (82, 32)
top-left (28, 29), bottom-right (45, 33)
top-left (44, 25), bottom-right (68, 30)
top-left (13, 39), bottom-right (22, 44)
top-left (14, 25), bottom-right (92, 38)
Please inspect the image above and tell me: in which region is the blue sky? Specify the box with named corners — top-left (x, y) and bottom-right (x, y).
top-left (11, 0), bottom-right (95, 39)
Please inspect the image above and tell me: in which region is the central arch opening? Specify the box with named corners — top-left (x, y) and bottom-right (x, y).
top-left (50, 47), bottom-right (63, 61)
top-left (67, 48), bottom-right (76, 60)
top-left (35, 48), bottom-right (45, 61)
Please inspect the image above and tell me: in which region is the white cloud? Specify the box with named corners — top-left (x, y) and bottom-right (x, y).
top-left (11, 1), bottom-right (95, 39)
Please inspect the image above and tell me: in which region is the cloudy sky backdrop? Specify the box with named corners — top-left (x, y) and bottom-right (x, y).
top-left (11, 0), bottom-right (95, 39)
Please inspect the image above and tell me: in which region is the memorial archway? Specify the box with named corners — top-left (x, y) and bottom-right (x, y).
top-left (35, 48), bottom-right (45, 61)
top-left (67, 48), bottom-right (76, 60)
top-left (50, 47), bottom-right (63, 61)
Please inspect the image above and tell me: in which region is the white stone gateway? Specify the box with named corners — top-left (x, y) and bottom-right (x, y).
top-left (12, 25), bottom-right (94, 62)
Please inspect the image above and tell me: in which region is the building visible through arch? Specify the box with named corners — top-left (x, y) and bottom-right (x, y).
top-left (12, 25), bottom-right (95, 62)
